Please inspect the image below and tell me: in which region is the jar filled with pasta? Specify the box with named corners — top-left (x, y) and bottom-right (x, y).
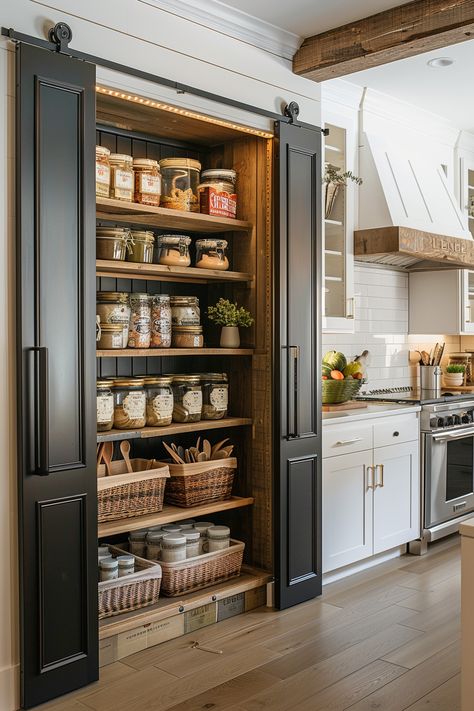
top-left (112, 378), bottom-right (146, 429)
top-left (109, 153), bottom-right (134, 201)
top-left (96, 292), bottom-right (130, 348)
top-left (195, 239), bottom-right (229, 271)
top-left (96, 146), bottom-right (111, 197)
top-left (127, 231), bottom-right (155, 264)
top-left (97, 380), bottom-right (114, 431)
top-left (133, 158), bottom-right (161, 206)
top-left (200, 373), bottom-right (228, 420)
top-left (128, 293), bottom-right (151, 349)
top-left (170, 296), bottom-right (200, 326)
top-left (159, 158), bottom-right (201, 212)
top-left (144, 376), bottom-right (173, 427)
top-left (172, 375), bottom-right (202, 422)
top-left (157, 235), bottom-right (191, 267)
top-left (151, 294), bottom-right (171, 348)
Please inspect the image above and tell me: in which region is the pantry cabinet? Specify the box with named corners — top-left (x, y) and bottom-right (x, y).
top-left (409, 269), bottom-right (474, 335)
top-left (322, 414), bottom-right (420, 574)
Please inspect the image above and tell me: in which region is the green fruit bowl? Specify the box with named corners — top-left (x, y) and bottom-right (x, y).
top-left (322, 378), bottom-right (363, 404)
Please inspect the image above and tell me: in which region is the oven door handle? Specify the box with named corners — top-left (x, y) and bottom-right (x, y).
top-left (432, 428), bottom-right (474, 441)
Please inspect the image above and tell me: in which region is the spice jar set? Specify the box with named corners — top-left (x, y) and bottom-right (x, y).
top-left (96, 146), bottom-right (237, 218)
top-left (98, 545), bottom-right (135, 582)
top-left (96, 292), bottom-right (210, 350)
top-left (128, 521), bottom-right (231, 563)
top-left (97, 373), bottom-right (229, 431)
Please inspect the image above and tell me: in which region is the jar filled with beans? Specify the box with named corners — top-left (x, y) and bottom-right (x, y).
top-left (112, 378), bottom-right (146, 429)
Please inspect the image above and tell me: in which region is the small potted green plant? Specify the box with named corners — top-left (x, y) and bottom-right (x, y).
top-left (207, 298), bottom-right (254, 348)
top-left (324, 164), bottom-right (363, 218)
top-left (444, 364), bottom-right (466, 387)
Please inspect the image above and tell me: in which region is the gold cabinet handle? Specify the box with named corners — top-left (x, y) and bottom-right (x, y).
top-left (366, 465), bottom-right (375, 490)
top-left (375, 464), bottom-right (384, 487)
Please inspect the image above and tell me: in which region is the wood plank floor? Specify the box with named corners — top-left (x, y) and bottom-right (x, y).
top-left (38, 536), bottom-right (461, 711)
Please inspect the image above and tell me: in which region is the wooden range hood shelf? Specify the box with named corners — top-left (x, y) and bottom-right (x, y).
top-left (354, 226), bottom-right (474, 271)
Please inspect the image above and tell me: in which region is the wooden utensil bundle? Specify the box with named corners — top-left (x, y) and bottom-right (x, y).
top-left (163, 437), bottom-right (234, 465)
top-left (417, 342), bottom-right (445, 367)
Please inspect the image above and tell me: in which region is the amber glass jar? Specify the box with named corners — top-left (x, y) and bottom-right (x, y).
top-left (133, 158), bottom-right (161, 206)
top-left (109, 153), bottom-right (134, 201)
top-left (96, 146), bottom-right (111, 197)
top-left (159, 158), bottom-right (201, 212)
top-left (112, 378), bottom-right (146, 429)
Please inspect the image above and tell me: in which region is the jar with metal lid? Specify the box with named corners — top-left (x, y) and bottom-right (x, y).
top-left (117, 554), bottom-right (135, 577)
top-left (161, 534), bottom-right (187, 562)
top-left (99, 558), bottom-right (119, 582)
top-left (129, 529), bottom-right (148, 557)
top-left (170, 296), bottom-right (200, 326)
top-left (198, 168), bottom-right (237, 219)
top-left (96, 292), bottom-right (131, 348)
top-left (172, 375), bottom-right (202, 422)
top-left (151, 294), bottom-right (172, 348)
top-left (97, 323), bottom-right (124, 350)
top-left (128, 293), bottom-right (151, 349)
top-left (183, 530), bottom-right (200, 559)
top-left (109, 153), bottom-right (134, 201)
top-left (157, 235), bottom-right (192, 267)
top-left (112, 378), bottom-right (146, 429)
top-left (206, 525), bottom-right (231, 552)
top-left (194, 522), bottom-right (214, 553)
top-left (97, 227), bottom-right (132, 262)
top-left (133, 158), bottom-right (161, 206)
top-left (96, 146), bottom-right (111, 197)
top-left (172, 325), bottom-right (203, 349)
top-left (146, 531), bottom-right (166, 560)
top-left (195, 239), bottom-right (229, 271)
top-left (97, 380), bottom-right (114, 431)
top-left (144, 376), bottom-right (173, 427)
top-left (159, 158), bottom-right (201, 212)
top-left (201, 373), bottom-right (229, 420)
top-left (127, 231), bottom-right (155, 264)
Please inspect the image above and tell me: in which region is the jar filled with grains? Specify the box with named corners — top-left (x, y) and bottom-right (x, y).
top-left (172, 325), bottom-right (203, 349)
top-left (195, 239), bottom-right (229, 271)
top-left (97, 380), bottom-right (114, 432)
top-left (128, 293), bottom-right (151, 349)
top-left (97, 323), bottom-right (124, 350)
top-left (96, 145), bottom-right (111, 197)
top-left (112, 378), bottom-right (146, 429)
top-left (157, 235), bottom-right (192, 267)
top-left (206, 525), bottom-right (231, 552)
top-left (144, 376), bottom-right (173, 427)
top-left (183, 530), bottom-right (200, 558)
top-left (109, 153), bottom-right (134, 201)
top-left (172, 375), bottom-right (202, 422)
top-left (161, 534), bottom-right (187, 562)
top-left (151, 294), bottom-right (172, 348)
top-left (170, 296), bottom-right (200, 326)
top-left (96, 292), bottom-right (131, 348)
top-left (133, 158), bottom-right (161, 206)
top-left (201, 373), bottom-right (228, 420)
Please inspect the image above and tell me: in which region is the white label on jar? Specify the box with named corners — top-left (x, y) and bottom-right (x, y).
top-left (140, 173), bottom-right (161, 194)
top-left (111, 331), bottom-right (123, 348)
top-left (114, 169), bottom-right (133, 190)
top-left (210, 387), bottom-right (228, 411)
top-left (183, 390), bottom-right (202, 415)
top-left (152, 318), bottom-right (171, 335)
top-left (171, 306), bottom-right (200, 326)
top-left (153, 394), bottom-right (173, 419)
top-left (193, 336), bottom-right (201, 347)
top-left (97, 394), bottom-right (114, 423)
top-left (123, 392), bottom-right (146, 419)
top-left (96, 164), bottom-right (110, 185)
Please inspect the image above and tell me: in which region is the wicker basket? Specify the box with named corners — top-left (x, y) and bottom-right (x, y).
top-left (159, 539), bottom-right (245, 596)
top-left (322, 378), bottom-right (363, 404)
top-left (162, 458), bottom-right (237, 508)
top-left (97, 459), bottom-right (169, 522)
top-left (98, 545), bottom-right (162, 619)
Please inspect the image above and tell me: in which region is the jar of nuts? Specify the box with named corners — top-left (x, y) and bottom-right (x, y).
top-left (112, 378), bottom-right (146, 429)
top-left (200, 373), bottom-right (228, 420)
top-left (144, 376), bottom-right (173, 427)
top-left (128, 293), bottom-right (151, 349)
top-left (172, 375), bottom-right (202, 423)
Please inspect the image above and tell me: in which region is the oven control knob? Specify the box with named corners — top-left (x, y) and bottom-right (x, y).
top-left (462, 414), bottom-right (471, 424)
top-left (437, 417), bottom-right (445, 428)
top-left (446, 416), bottom-right (454, 426)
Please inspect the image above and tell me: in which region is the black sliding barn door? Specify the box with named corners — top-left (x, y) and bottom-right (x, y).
top-left (273, 120), bottom-right (322, 609)
top-left (16, 43), bottom-right (97, 707)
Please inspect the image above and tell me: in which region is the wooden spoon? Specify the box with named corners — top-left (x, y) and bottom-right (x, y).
top-left (163, 441), bottom-right (185, 464)
top-left (120, 440), bottom-right (133, 474)
top-left (203, 439), bottom-right (212, 460)
top-left (197, 452), bottom-right (208, 462)
top-left (196, 436), bottom-right (201, 452)
top-left (211, 438), bottom-right (230, 457)
top-left (102, 441), bottom-right (113, 477)
top-left (185, 449), bottom-right (191, 464)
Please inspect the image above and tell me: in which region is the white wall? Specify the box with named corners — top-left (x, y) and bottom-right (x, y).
top-left (0, 3), bottom-right (322, 709)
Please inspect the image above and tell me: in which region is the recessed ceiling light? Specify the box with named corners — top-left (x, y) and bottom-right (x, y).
top-left (427, 57), bottom-right (454, 68)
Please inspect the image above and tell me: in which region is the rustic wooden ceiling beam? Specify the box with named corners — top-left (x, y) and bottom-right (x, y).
top-left (293, 0), bottom-right (474, 82)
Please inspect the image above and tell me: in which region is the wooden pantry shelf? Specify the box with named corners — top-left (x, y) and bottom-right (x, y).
top-left (97, 416), bottom-right (253, 442)
top-left (96, 197), bottom-right (252, 233)
top-left (98, 496), bottom-right (255, 537)
top-left (97, 348), bottom-right (254, 357)
top-left (96, 259), bottom-right (253, 284)
top-left (99, 565), bottom-right (272, 640)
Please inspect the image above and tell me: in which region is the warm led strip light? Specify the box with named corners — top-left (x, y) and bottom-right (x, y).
top-left (96, 85), bottom-right (274, 139)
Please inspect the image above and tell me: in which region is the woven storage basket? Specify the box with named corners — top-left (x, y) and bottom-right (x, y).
top-left (97, 459), bottom-right (169, 522)
top-left (159, 539), bottom-right (245, 596)
top-left (98, 545), bottom-right (162, 619)
top-left (163, 457), bottom-right (237, 508)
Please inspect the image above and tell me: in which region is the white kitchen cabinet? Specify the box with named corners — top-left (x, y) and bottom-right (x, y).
top-left (323, 413), bottom-right (420, 573)
top-left (409, 269), bottom-right (474, 335)
top-left (457, 154), bottom-right (474, 239)
top-left (373, 440), bottom-right (420, 554)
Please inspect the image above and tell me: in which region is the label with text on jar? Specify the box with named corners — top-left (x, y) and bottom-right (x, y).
top-left (183, 390), bottom-right (203, 414)
top-left (96, 164), bottom-right (110, 186)
top-left (123, 392), bottom-right (146, 419)
top-left (139, 173), bottom-right (161, 194)
top-left (152, 394), bottom-right (173, 419)
top-left (97, 394), bottom-right (114, 423)
top-left (210, 387), bottom-right (228, 411)
top-left (114, 169), bottom-right (133, 190)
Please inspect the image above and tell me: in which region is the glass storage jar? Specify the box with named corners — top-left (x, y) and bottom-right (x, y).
top-left (96, 227), bottom-right (132, 262)
top-left (183, 530), bottom-right (200, 559)
top-left (172, 325), bottom-right (203, 348)
top-left (117, 555), bottom-right (135, 577)
top-left (151, 294), bottom-right (172, 348)
top-left (146, 531), bottom-right (165, 560)
top-left (157, 235), bottom-right (192, 267)
top-left (194, 521), bottom-right (214, 554)
top-left (200, 373), bottom-right (228, 420)
top-left (96, 292), bottom-right (131, 348)
top-left (159, 157), bottom-right (201, 212)
top-left (128, 293), bottom-right (151, 349)
top-left (170, 296), bottom-right (200, 326)
top-left (109, 153), bottom-right (134, 201)
top-left (96, 145), bottom-right (111, 198)
top-left (195, 239), bottom-right (229, 271)
top-left (172, 375), bottom-right (202, 422)
top-left (97, 380), bottom-right (114, 432)
top-left (112, 378), bottom-right (146, 429)
top-left (129, 529), bottom-right (148, 557)
top-left (206, 525), bottom-right (231, 552)
top-left (127, 231), bottom-right (155, 264)
top-left (161, 534), bottom-right (187, 563)
top-left (133, 158), bottom-right (161, 206)
top-left (97, 323), bottom-right (124, 350)
top-left (144, 376), bottom-right (173, 427)
top-left (197, 168), bottom-right (237, 219)
top-left (99, 558), bottom-right (118, 582)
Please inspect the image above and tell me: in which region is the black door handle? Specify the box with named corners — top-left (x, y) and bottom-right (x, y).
top-left (287, 345), bottom-right (300, 439)
top-left (31, 347), bottom-right (49, 476)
